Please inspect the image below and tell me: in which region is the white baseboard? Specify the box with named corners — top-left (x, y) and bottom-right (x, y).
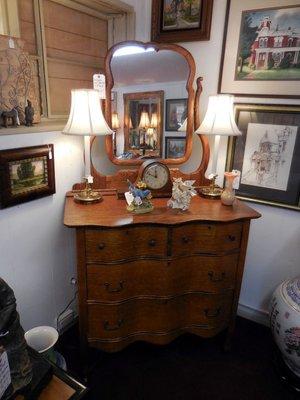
top-left (237, 303), bottom-right (269, 327)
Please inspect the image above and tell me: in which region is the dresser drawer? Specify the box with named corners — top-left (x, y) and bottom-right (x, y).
top-left (87, 293), bottom-right (233, 340)
top-left (86, 253), bottom-right (238, 301)
top-left (85, 226), bottom-right (168, 262)
top-left (171, 222), bottom-right (242, 256)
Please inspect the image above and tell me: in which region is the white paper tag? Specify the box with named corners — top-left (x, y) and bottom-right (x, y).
top-left (8, 38), bottom-right (15, 48)
top-left (93, 74), bottom-right (106, 99)
top-left (87, 176), bottom-right (93, 184)
top-left (125, 191), bottom-right (134, 206)
top-left (0, 350), bottom-right (11, 398)
top-left (208, 173), bottom-right (217, 180)
top-left (232, 170), bottom-right (241, 190)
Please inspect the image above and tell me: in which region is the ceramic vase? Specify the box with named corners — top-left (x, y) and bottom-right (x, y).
top-left (270, 276), bottom-right (300, 378)
top-left (221, 172), bottom-right (237, 206)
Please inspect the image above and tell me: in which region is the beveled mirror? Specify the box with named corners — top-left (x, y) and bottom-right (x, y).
top-left (104, 41), bottom-right (196, 165)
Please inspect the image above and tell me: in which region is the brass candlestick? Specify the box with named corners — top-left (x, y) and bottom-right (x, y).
top-left (73, 178), bottom-right (102, 204)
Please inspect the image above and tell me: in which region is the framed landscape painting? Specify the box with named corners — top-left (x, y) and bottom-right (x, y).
top-left (151, 0), bottom-right (213, 43)
top-left (219, 0), bottom-right (300, 98)
top-left (226, 104), bottom-right (300, 210)
top-left (0, 144), bottom-right (55, 208)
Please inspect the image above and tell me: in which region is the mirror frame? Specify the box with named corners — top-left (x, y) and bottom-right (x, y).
top-left (104, 40), bottom-right (196, 166)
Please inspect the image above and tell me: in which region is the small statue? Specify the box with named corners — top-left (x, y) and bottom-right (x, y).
top-left (0, 278), bottom-right (32, 398)
top-left (126, 180), bottom-right (153, 214)
top-left (1, 108), bottom-right (20, 128)
top-left (25, 100), bottom-right (34, 126)
top-left (168, 178), bottom-right (197, 211)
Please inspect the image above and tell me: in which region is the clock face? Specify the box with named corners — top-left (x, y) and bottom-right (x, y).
top-left (143, 163), bottom-right (170, 190)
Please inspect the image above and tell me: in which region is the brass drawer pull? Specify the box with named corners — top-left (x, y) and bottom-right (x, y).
top-left (204, 307), bottom-right (221, 318)
top-left (104, 281), bottom-right (124, 293)
top-left (182, 236), bottom-right (189, 244)
top-left (103, 319), bottom-right (123, 331)
top-left (208, 271), bottom-right (225, 282)
top-left (148, 239), bottom-right (156, 247)
top-left (228, 235), bottom-right (236, 242)
top-left (98, 242), bottom-right (106, 250)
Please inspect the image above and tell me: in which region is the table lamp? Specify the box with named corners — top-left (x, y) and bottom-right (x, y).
top-left (195, 94), bottom-right (241, 198)
top-left (62, 89), bottom-right (113, 203)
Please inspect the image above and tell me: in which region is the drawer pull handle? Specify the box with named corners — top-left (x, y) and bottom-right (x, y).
top-left (98, 242), bottom-right (106, 250)
top-left (104, 281), bottom-right (124, 293)
top-left (148, 239), bottom-right (156, 247)
top-left (103, 319), bottom-right (123, 331)
top-left (208, 272), bottom-right (225, 282)
top-left (182, 236), bottom-right (189, 244)
top-left (204, 307), bottom-right (221, 318)
top-left (228, 235), bottom-right (236, 242)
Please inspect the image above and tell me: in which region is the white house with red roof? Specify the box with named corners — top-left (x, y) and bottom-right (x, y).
top-left (250, 16), bottom-right (300, 69)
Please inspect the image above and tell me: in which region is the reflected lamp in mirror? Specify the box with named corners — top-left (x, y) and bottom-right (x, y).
top-left (195, 95), bottom-right (241, 198)
top-left (62, 89), bottom-right (113, 203)
top-left (111, 111), bottom-right (120, 155)
top-left (139, 110), bottom-right (151, 155)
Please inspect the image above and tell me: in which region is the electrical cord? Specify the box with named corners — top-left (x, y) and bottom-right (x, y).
top-left (56, 290), bottom-right (78, 332)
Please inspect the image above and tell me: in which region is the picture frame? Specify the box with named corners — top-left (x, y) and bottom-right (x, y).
top-left (226, 104), bottom-right (300, 210)
top-left (218, 0), bottom-right (300, 98)
top-left (165, 98), bottom-right (187, 131)
top-left (151, 0), bottom-right (214, 43)
top-left (0, 144), bottom-right (56, 208)
top-left (165, 136), bottom-right (186, 158)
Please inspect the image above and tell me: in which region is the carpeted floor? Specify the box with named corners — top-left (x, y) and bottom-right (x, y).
top-left (57, 317), bottom-right (300, 400)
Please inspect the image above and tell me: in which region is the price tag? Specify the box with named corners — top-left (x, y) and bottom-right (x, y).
top-left (87, 176), bottom-right (93, 184)
top-left (8, 38), bottom-right (15, 48)
top-left (232, 170), bottom-right (241, 189)
top-left (125, 192), bottom-right (134, 206)
top-left (93, 74), bottom-right (106, 99)
top-left (0, 349), bottom-right (11, 398)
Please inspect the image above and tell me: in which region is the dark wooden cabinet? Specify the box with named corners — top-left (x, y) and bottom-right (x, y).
top-left (64, 194), bottom-right (260, 353)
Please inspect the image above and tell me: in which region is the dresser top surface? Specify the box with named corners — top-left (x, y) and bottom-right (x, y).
top-left (64, 193), bottom-right (261, 228)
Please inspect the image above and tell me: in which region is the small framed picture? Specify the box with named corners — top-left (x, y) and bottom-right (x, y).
top-left (0, 144), bottom-right (56, 208)
top-left (226, 104), bottom-right (300, 210)
top-left (165, 99), bottom-right (187, 131)
top-left (151, 0), bottom-right (214, 43)
top-left (165, 136), bottom-right (186, 158)
top-left (219, 0), bottom-right (300, 98)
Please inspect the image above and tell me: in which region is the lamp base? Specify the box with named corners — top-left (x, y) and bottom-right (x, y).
top-left (199, 174), bottom-right (223, 199)
top-left (73, 181), bottom-right (102, 204)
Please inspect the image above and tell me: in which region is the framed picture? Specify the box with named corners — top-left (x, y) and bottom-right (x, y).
top-left (165, 98), bottom-right (187, 131)
top-left (165, 136), bottom-right (186, 158)
top-left (219, 0), bottom-right (300, 98)
top-left (151, 0), bottom-right (213, 43)
top-left (226, 104), bottom-right (300, 210)
top-left (0, 144), bottom-right (55, 208)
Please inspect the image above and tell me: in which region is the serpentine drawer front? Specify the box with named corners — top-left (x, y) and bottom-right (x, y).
top-left (64, 195), bottom-right (261, 352)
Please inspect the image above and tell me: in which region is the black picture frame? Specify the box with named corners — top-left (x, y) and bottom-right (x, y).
top-left (165, 98), bottom-right (187, 131)
top-left (0, 144), bottom-right (56, 208)
top-left (165, 136), bottom-right (186, 158)
top-left (226, 104), bottom-right (300, 210)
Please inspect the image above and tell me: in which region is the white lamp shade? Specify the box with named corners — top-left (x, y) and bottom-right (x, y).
top-left (62, 89), bottom-right (113, 136)
top-left (150, 112), bottom-right (158, 128)
top-left (195, 95), bottom-right (241, 136)
top-left (139, 110), bottom-right (150, 129)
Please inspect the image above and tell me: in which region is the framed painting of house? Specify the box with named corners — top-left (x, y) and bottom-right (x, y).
top-left (151, 0), bottom-right (214, 43)
top-left (219, 0), bottom-right (300, 98)
top-left (226, 104), bottom-right (300, 210)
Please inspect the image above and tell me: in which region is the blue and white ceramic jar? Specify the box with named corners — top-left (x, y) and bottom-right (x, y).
top-left (270, 276), bottom-right (300, 377)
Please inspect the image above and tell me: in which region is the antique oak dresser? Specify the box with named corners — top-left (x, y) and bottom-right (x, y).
top-left (64, 192), bottom-right (260, 353)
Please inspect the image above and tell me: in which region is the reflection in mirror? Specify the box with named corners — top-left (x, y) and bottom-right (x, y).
top-left (110, 45), bottom-right (190, 160)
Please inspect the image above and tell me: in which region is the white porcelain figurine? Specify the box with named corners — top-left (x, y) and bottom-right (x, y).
top-left (168, 178), bottom-right (197, 211)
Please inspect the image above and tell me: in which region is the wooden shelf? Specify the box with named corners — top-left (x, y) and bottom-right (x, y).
top-left (0, 119), bottom-right (67, 135)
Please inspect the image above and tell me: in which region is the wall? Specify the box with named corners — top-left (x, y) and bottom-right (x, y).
top-left (0, 132), bottom-right (84, 331)
top-left (123, 0), bottom-right (300, 325)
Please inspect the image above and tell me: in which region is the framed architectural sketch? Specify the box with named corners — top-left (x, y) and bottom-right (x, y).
top-left (151, 0), bottom-right (213, 43)
top-left (226, 104), bottom-right (300, 210)
top-left (0, 144), bottom-right (55, 208)
top-left (165, 99), bottom-right (187, 131)
top-left (219, 0), bottom-right (300, 98)
top-left (165, 136), bottom-right (186, 158)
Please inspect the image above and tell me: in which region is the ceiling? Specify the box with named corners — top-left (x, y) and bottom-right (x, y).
top-left (111, 49), bottom-right (190, 87)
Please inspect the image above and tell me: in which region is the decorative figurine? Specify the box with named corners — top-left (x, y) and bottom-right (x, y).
top-left (0, 278), bottom-right (32, 398)
top-left (1, 108), bottom-right (20, 128)
top-left (168, 178), bottom-right (197, 211)
top-left (25, 100), bottom-right (34, 126)
top-left (126, 180), bottom-right (153, 213)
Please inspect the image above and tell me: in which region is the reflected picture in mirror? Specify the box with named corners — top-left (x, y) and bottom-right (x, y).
top-left (165, 98), bottom-right (187, 131)
top-left (165, 136), bottom-right (186, 158)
